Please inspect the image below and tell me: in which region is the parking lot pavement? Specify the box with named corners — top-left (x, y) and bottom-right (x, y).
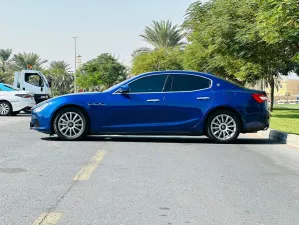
top-left (0, 114), bottom-right (30, 127)
top-left (1, 119), bottom-right (299, 225)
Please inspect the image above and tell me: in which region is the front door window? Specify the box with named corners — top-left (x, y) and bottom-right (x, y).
top-left (128, 75), bottom-right (169, 93)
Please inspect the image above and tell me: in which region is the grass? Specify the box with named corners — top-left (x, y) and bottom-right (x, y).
top-left (273, 104), bottom-right (299, 110)
top-left (270, 107), bottom-right (299, 135)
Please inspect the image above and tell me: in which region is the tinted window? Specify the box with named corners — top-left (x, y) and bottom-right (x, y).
top-left (129, 75), bottom-right (168, 93)
top-left (171, 75), bottom-right (211, 92)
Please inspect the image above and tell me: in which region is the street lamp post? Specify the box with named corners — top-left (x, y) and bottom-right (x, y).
top-left (73, 36), bottom-right (78, 93)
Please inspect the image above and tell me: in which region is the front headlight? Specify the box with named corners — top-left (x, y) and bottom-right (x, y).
top-left (33, 102), bottom-right (50, 113)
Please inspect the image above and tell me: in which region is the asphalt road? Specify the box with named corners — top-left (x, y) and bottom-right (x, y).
top-left (1, 115), bottom-right (299, 225)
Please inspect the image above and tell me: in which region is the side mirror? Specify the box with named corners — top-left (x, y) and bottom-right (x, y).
top-left (48, 81), bottom-right (52, 88)
top-left (119, 84), bottom-right (130, 94)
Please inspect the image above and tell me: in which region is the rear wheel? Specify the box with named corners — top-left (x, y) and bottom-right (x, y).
top-left (206, 110), bottom-right (240, 143)
top-left (53, 107), bottom-right (88, 141)
top-left (0, 101), bottom-right (12, 116)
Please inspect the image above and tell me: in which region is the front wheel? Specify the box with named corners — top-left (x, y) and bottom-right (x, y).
top-left (53, 107), bottom-right (88, 141)
top-left (206, 110), bottom-right (240, 143)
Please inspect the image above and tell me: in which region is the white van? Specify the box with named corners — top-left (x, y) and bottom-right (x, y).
top-left (13, 70), bottom-right (51, 104)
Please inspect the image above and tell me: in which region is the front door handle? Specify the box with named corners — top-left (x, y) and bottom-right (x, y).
top-left (147, 99), bottom-right (160, 102)
top-left (197, 97), bottom-right (210, 100)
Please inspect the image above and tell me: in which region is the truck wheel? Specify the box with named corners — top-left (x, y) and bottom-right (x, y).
top-left (0, 101), bottom-right (12, 116)
top-left (53, 107), bottom-right (88, 141)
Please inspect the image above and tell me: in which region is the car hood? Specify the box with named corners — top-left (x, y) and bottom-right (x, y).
top-left (37, 92), bottom-right (106, 106)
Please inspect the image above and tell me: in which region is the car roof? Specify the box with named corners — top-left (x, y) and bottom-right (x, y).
top-left (138, 70), bottom-right (218, 80)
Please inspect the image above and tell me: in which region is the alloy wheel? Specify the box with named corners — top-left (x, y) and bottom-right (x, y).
top-left (0, 103), bottom-right (10, 115)
top-left (57, 112), bottom-right (85, 138)
top-left (210, 114), bottom-right (237, 141)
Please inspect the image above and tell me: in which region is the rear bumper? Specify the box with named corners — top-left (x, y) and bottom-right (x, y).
top-left (11, 99), bottom-right (36, 112)
top-left (243, 113), bottom-right (270, 133)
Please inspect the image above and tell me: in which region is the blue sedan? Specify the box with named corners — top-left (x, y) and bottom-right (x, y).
top-left (30, 71), bottom-right (269, 143)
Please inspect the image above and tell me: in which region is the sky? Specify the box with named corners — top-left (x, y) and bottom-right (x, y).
top-left (2, 0), bottom-right (197, 70)
top-left (2, 0), bottom-right (298, 80)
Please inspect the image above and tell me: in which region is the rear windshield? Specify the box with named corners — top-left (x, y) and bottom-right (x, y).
top-left (216, 77), bottom-right (245, 88)
top-left (0, 84), bottom-right (19, 91)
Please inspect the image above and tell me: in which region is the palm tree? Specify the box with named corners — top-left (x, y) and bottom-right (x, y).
top-left (45, 61), bottom-right (74, 96)
top-left (12, 53), bottom-right (47, 70)
top-left (49, 61), bottom-right (71, 73)
top-left (0, 49), bottom-right (13, 82)
top-left (140, 20), bottom-right (185, 49)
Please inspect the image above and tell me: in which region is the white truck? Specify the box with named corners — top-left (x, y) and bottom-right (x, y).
top-left (13, 70), bottom-right (51, 104)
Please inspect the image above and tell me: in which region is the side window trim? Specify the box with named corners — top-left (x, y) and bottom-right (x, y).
top-left (113, 73), bottom-right (213, 94)
top-left (162, 75), bottom-right (171, 92)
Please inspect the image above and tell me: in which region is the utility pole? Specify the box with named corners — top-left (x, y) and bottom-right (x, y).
top-left (73, 36), bottom-right (78, 93)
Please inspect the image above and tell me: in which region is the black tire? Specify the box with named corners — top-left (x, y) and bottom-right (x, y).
top-left (11, 111), bottom-right (20, 116)
top-left (53, 107), bottom-right (88, 141)
top-left (206, 110), bottom-right (241, 143)
top-left (0, 101), bottom-right (12, 116)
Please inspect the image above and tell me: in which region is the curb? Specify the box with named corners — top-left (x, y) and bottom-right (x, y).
top-left (257, 129), bottom-right (299, 148)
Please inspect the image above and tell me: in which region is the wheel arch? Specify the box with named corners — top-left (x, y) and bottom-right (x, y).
top-left (50, 104), bottom-right (91, 134)
top-left (203, 106), bottom-right (244, 134)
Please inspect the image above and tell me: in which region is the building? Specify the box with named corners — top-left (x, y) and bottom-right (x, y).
top-left (264, 76), bottom-right (299, 101)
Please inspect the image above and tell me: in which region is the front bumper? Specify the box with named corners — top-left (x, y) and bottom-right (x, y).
top-left (30, 113), bottom-right (51, 134)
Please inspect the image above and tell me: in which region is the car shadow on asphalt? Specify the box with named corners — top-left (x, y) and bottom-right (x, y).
top-left (41, 135), bottom-right (283, 145)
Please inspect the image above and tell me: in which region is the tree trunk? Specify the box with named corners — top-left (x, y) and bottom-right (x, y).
top-left (269, 75), bottom-right (275, 112)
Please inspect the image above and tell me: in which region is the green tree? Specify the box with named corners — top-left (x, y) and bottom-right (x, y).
top-left (257, 0), bottom-right (299, 62)
top-left (77, 53), bottom-right (127, 91)
top-left (183, 0), bottom-right (299, 111)
top-left (43, 61), bottom-right (73, 96)
top-left (12, 53), bottom-right (47, 70)
top-left (0, 49), bottom-right (13, 83)
top-left (132, 48), bottom-right (183, 75)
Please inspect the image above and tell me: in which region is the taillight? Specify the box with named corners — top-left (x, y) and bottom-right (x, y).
top-left (252, 93), bottom-right (268, 103)
top-left (15, 94), bottom-right (32, 98)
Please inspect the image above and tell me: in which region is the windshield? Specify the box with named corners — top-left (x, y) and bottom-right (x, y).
top-left (103, 77), bottom-right (133, 92)
top-left (0, 84), bottom-right (19, 91)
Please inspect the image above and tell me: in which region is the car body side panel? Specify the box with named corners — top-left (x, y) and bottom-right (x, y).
top-left (30, 70), bottom-right (270, 136)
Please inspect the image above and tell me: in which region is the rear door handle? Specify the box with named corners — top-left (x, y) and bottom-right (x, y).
top-left (197, 97), bottom-right (210, 100)
top-left (147, 99), bottom-right (160, 102)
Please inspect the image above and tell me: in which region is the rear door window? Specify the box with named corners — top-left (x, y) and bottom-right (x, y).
top-left (170, 75), bottom-right (211, 92)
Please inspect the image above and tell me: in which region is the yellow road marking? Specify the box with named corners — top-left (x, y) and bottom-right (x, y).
top-left (73, 150), bottom-right (107, 181)
top-left (32, 213), bottom-right (62, 225)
